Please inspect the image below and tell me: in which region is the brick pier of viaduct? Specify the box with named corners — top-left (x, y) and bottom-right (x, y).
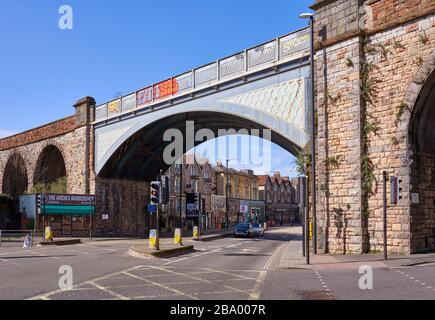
top-left (0, 0), bottom-right (434, 254)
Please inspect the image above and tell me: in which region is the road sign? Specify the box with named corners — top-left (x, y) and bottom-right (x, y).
top-left (186, 193), bottom-right (200, 219)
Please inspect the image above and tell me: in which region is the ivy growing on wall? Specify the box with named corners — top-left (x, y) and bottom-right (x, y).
top-left (30, 176), bottom-right (67, 194)
top-left (360, 37), bottom-right (383, 218)
top-left (294, 151), bottom-right (311, 176)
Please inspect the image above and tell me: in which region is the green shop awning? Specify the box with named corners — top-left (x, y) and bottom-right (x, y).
top-left (41, 205), bottom-right (95, 216)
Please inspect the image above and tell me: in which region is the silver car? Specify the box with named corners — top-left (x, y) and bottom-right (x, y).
top-left (251, 223), bottom-right (264, 237)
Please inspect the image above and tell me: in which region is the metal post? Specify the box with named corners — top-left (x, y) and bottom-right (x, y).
top-left (226, 160), bottom-right (230, 230)
top-left (305, 175), bottom-right (310, 265)
top-left (156, 204), bottom-right (160, 251)
top-left (180, 159), bottom-right (183, 230)
top-left (309, 16), bottom-right (317, 255)
top-left (89, 205), bottom-right (93, 240)
top-left (302, 208), bottom-right (305, 257)
top-left (383, 171), bottom-right (388, 261)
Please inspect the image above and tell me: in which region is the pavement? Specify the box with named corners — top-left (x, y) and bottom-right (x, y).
top-left (2, 225), bottom-right (435, 300)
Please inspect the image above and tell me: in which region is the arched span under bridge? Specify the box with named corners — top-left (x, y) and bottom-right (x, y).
top-left (93, 28), bottom-right (312, 180)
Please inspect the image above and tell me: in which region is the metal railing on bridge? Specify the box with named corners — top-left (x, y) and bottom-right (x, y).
top-left (94, 27), bottom-right (310, 122)
top-left (0, 230), bottom-right (33, 247)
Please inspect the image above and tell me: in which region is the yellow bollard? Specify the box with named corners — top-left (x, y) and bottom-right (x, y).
top-left (45, 226), bottom-right (53, 242)
top-left (193, 226), bottom-right (199, 240)
top-left (309, 218), bottom-right (313, 240)
top-left (174, 228), bottom-right (182, 245)
top-left (149, 229), bottom-right (159, 250)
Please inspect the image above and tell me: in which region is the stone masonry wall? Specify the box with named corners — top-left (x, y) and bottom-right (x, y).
top-left (313, 0), bottom-right (435, 254)
top-left (93, 178), bottom-right (150, 237)
top-left (0, 98), bottom-right (95, 197)
top-left (315, 36), bottom-right (364, 254)
top-left (0, 127), bottom-right (90, 195)
top-left (363, 12), bottom-right (435, 254)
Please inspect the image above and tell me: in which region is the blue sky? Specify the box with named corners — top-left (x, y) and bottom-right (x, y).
top-left (0, 0), bottom-right (313, 177)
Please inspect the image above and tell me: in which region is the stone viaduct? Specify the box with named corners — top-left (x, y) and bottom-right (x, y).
top-left (0, 0), bottom-right (434, 254)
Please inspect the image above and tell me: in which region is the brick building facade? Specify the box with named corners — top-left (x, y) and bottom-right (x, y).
top-left (258, 172), bottom-right (298, 226)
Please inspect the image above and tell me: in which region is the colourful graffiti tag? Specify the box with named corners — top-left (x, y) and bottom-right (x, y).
top-left (136, 87), bottom-right (153, 106)
top-left (153, 79), bottom-right (179, 100)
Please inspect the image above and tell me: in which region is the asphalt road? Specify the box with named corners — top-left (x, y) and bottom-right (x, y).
top-left (2, 226), bottom-right (435, 300)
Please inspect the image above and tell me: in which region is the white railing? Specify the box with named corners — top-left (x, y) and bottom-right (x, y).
top-left (0, 230), bottom-right (33, 247)
top-left (94, 27), bottom-right (310, 123)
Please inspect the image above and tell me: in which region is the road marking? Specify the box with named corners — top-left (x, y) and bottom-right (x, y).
top-left (313, 270), bottom-right (333, 299)
top-left (163, 248), bottom-right (222, 266)
top-left (390, 267), bottom-right (435, 291)
top-left (88, 281), bottom-right (130, 300)
top-left (225, 243), bottom-right (243, 249)
top-left (249, 243), bottom-right (285, 300)
top-left (148, 266), bottom-right (252, 296)
top-left (202, 268), bottom-right (257, 281)
top-left (28, 265), bottom-right (149, 300)
top-left (123, 271), bottom-right (198, 300)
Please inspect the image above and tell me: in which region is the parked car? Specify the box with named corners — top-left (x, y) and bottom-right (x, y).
top-left (251, 223), bottom-right (265, 237)
top-left (234, 223), bottom-right (253, 238)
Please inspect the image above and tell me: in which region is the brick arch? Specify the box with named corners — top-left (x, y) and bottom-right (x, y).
top-left (397, 50), bottom-right (435, 253)
top-left (396, 50), bottom-right (435, 137)
top-left (32, 142), bottom-right (67, 187)
top-left (1, 152), bottom-right (29, 197)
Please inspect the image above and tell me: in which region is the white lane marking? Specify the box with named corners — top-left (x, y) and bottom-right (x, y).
top-left (226, 243), bottom-right (243, 249)
top-left (0, 258), bottom-right (24, 268)
top-left (249, 243), bottom-right (285, 300)
top-left (313, 270), bottom-right (333, 299)
top-left (390, 267), bottom-right (435, 291)
top-left (163, 248), bottom-right (222, 266)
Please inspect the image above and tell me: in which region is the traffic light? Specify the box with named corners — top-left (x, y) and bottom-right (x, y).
top-left (194, 193), bottom-right (200, 207)
top-left (36, 194), bottom-right (42, 214)
top-left (150, 181), bottom-right (161, 205)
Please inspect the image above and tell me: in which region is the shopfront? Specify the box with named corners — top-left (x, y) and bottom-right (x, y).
top-left (36, 194), bottom-right (95, 237)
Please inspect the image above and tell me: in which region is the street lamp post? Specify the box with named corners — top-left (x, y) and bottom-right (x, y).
top-left (225, 157), bottom-right (239, 230)
top-left (300, 12), bottom-right (317, 254)
top-left (179, 158), bottom-right (183, 230)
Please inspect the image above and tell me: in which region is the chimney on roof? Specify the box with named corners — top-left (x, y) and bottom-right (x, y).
top-left (216, 160), bottom-right (223, 167)
top-left (274, 171), bottom-right (281, 178)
